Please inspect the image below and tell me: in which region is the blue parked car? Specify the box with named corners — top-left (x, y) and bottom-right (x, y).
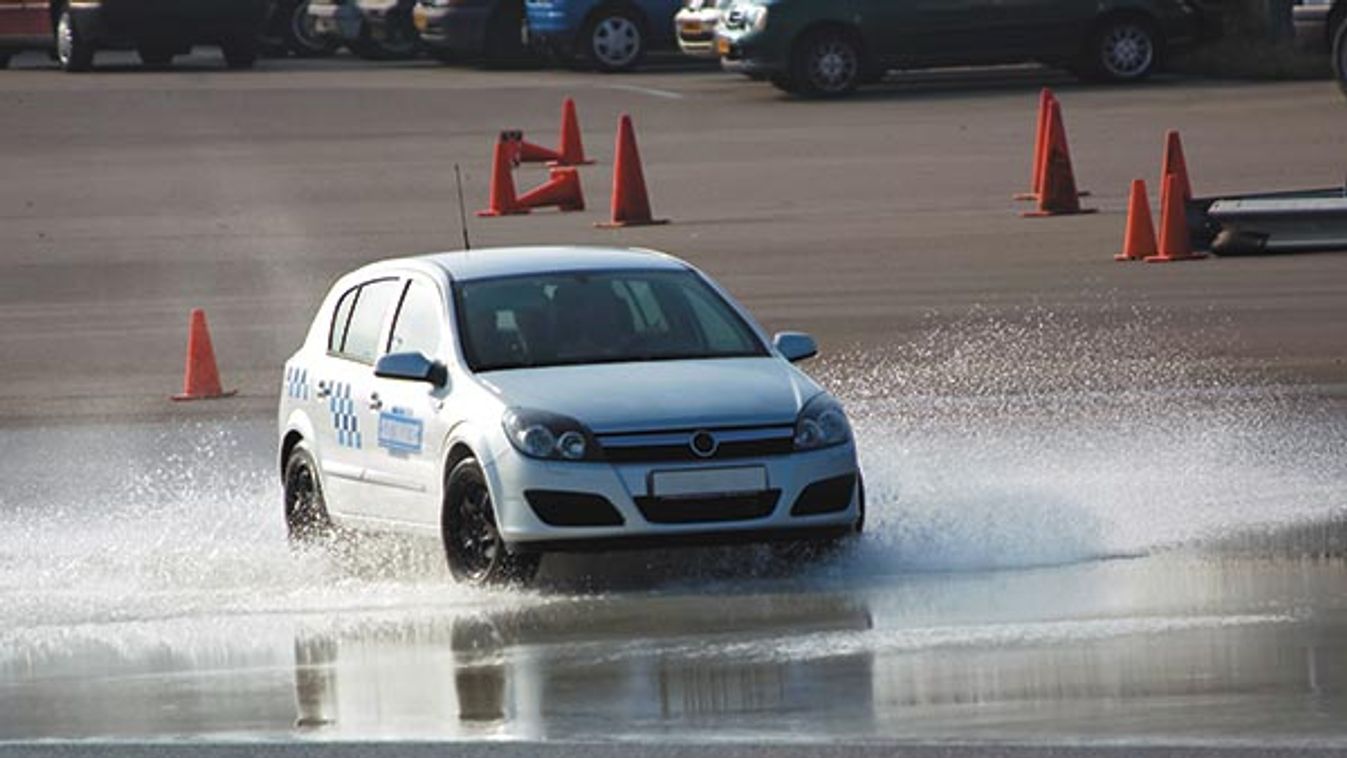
top-left (525, 0), bottom-right (682, 71)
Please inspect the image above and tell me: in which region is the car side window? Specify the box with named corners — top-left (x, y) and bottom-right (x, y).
top-left (388, 279), bottom-right (445, 359)
top-left (328, 285), bottom-right (359, 354)
top-left (339, 278), bottom-right (402, 364)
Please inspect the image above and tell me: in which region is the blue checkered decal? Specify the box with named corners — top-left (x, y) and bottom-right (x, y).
top-left (283, 366), bottom-right (311, 401)
top-left (327, 381), bottom-right (362, 449)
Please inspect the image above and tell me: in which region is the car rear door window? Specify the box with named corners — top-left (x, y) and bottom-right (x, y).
top-left (329, 285), bottom-right (360, 354)
top-left (340, 278), bottom-right (402, 364)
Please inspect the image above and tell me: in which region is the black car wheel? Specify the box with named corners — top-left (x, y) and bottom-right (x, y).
top-left (137, 45), bottom-right (175, 67)
top-left (1333, 16), bottom-right (1347, 97)
top-left (443, 457), bottom-right (540, 586)
top-left (55, 6), bottom-right (94, 73)
top-left (583, 6), bottom-right (645, 72)
top-left (1086, 15), bottom-right (1159, 82)
top-left (221, 34), bottom-right (259, 68)
top-left (285, 0), bottom-right (340, 57)
top-left (779, 27), bottom-right (862, 97)
top-left (284, 443), bottom-right (334, 545)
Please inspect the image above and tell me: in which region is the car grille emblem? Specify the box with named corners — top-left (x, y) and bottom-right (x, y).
top-left (690, 430), bottom-right (719, 458)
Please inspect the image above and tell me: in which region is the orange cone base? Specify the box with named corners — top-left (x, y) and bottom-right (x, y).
top-left (172, 388), bottom-right (238, 402)
top-left (1114, 252), bottom-right (1142, 262)
top-left (1143, 252), bottom-right (1208, 263)
top-left (1021, 207), bottom-right (1097, 218)
top-left (1015, 190), bottom-right (1091, 202)
top-left (477, 208), bottom-right (530, 217)
top-left (596, 218), bottom-right (670, 229)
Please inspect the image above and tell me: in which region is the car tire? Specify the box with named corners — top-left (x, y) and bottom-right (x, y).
top-left (284, 0), bottom-right (340, 58)
top-left (222, 35), bottom-right (259, 68)
top-left (1333, 15), bottom-right (1347, 97)
top-left (582, 5), bottom-right (646, 73)
top-left (349, 16), bottom-right (420, 60)
top-left (1083, 15), bottom-right (1160, 82)
top-left (443, 457), bottom-right (540, 586)
top-left (778, 27), bottom-right (863, 98)
top-left (283, 442), bottom-right (335, 545)
top-left (137, 46), bottom-right (174, 67)
top-left (54, 6), bottom-right (94, 73)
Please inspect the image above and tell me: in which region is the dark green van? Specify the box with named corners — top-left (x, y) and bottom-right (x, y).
top-left (715, 0), bottom-right (1221, 96)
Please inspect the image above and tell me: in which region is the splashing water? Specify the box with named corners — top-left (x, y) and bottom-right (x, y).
top-left (0, 310), bottom-right (1344, 666)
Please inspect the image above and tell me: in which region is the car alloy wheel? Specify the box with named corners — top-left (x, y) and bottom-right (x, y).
top-left (452, 479), bottom-right (501, 582)
top-left (289, 0), bottom-right (335, 56)
top-left (1098, 21), bottom-right (1154, 79)
top-left (284, 446), bottom-right (332, 544)
top-left (591, 15), bottom-right (641, 70)
top-left (808, 36), bottom-right (858, 94)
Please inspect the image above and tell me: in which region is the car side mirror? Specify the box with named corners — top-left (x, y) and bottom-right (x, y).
top-left (375, 352), bottom-right (449, 388)
top-left (773, 331), bottom-right (818, 363)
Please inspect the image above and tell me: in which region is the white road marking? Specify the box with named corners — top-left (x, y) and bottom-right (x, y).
top-left (603, 84), bottom-right (686, 100)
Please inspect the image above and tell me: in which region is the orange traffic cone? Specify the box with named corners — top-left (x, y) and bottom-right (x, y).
top-left (1022, 100), bottom-right (1095, 218)
top-left (478, 131), bottom-right (528, 217)
top-left (1115, 179), bottom-right (1158, 261)
top-left (515, 137), bottom-right (563, 165)
top-left (1014, 88), bottom-right (1054, 201)
top-left (172, 309), bottom-right (236, 401)
top-left (1161, 129), bottom-right (1193, 203)
top-left (515, 166), bottom-right (585, 212)
top-left (550, 98), bottom-right (594, 167)
top-left (1145, 172), bottom-right (1206, 263)
top-left (596, 114), bottom-right (668, 228)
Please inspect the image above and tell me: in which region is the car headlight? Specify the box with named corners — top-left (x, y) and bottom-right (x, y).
top-left (793, 394), bottom-right (852, 451)
top-left (502, 408), bottom-right (598, 461)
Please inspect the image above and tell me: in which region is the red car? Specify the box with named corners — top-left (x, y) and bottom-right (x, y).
top-left (0, 0), bottom-right (267, 72)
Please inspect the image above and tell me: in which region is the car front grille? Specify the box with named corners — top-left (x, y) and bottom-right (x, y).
top-left (597, 425), bottom-right (795, 464)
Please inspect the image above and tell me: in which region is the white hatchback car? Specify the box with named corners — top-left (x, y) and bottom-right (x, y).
top-left (278, 246), bottom-right (863, 585)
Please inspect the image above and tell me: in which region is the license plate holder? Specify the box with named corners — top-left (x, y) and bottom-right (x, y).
top-left (649, 466), bottom-right (767, 499)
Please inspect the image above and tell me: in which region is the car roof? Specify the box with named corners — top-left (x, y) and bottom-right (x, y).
top-left (415, 246), bottom-right (688, 282)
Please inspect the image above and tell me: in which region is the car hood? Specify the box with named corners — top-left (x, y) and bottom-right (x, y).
top-left (476, 357), bottom-right (821, 433)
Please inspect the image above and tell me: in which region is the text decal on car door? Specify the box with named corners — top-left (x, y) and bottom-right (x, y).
top-left (378, 407), bottom-right (424, 454)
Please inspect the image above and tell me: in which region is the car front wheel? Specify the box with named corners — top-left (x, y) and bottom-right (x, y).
top-left (285, 0), bottom-right (340, 57)
top-left (778, 28), bottom-right (862, 97)
top-left (1085, 16), bottom-right (1159, 82)
top-left (443, 457), bottom-right (540, 586)
top-left (55, 7), bottom-right (94, 73)
top-left (583, 8), bottom-right (645, 72)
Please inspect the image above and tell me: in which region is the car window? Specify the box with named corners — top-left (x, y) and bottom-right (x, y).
top-left (328, 285), bottom-right (359, 354)
top-left (340, 278), bottom-right (401, 364)
top-left (454, 269), bottom-right (767, 372)
top-left (388, 279), bottom-right (445, 359)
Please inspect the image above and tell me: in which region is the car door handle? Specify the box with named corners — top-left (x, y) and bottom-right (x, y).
top-left (315, 381), bottom-right (331, 399)
top-left (367, 392), bottom-right (383, 411)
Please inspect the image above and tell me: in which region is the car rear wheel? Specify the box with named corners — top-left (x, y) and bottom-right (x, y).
top-left (55, 7), bottom-right (94, 73)
top-left (285, 0), bottom-right (340, 57)
top-left (284, 443), bottom-right (334, 545)
top-left (221, 35), bottom-right (259, 68)
top-left (443, 457), bottom-right (540, 586)
top-left (1085, 16), bottom-right (1159, 82)
top-left (778, 28), bottom-right (862, 97)
top-left (1333, 16), bottom-right (1347, 96)
top-left (583, 7), bottom-right (645, 72)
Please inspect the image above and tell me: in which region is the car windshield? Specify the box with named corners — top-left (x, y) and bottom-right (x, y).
top-left (454, 269), bottom-right (768, 372)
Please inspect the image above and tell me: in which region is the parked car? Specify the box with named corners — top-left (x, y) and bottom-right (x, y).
top-left (716, 0), bottom-right (1222, 97)
top-left (674, 0), bottom-right (729, 58)
top-left (278, 246), bottom-right (864, 586)
top-left (1, 0), bottom-right (268, 71)
top-left (412, 0), bottom-right (528, 63)
top-left (524, 0), bottom-right (682, 71)
top-left (260, 0), bottom-right (340, 57)
top-left (308, 0), bottom-right (418, 59)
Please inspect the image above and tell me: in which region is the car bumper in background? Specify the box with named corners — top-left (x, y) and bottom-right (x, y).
top-left (675, 7), bottom-right (721, 58)
top-left (413, 3), bottom-right (490, 52)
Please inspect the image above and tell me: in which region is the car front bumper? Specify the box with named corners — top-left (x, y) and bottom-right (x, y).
top-left (487, 442), bottom-right (863, 551)
top-left (412, 2), bottom-right (490, 52)
top-left (674, 7), bottom-right (721, 58)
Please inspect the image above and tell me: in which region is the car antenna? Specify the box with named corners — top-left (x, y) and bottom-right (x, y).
top-left (454, 163), bottom-right (472, 251)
